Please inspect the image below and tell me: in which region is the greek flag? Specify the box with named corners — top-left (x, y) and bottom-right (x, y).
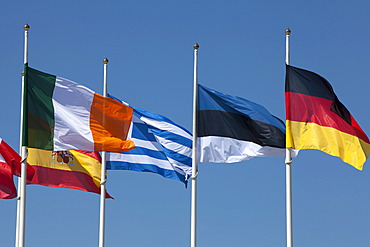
top-left (106, 96), bottom-right (192, 185)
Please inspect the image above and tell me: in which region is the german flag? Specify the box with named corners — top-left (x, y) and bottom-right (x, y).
top-left (285, 65), bottom-right (370, 170)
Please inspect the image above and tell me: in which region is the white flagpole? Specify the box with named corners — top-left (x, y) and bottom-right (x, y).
top-left (285, 28), bottom-right (293, 247)
top-left (16, 24), bottom-right (30, 247)
top-left (99, 58), bottom-right (109, 247)
top-left (191, 43), bottom-right (199, 247)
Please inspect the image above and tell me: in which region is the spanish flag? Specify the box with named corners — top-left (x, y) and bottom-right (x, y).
top-left (27, 148), bottom-right (112, 198)
top-left (285, 65), bottom-right (370, 170)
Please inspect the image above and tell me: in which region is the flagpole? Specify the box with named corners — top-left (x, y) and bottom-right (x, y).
top-left (285, 28), bottom-right (293, 247)
top-left (191, 43), bottom-right (199, 247)
top-left (99, 58), bottom-right (109, 247)
top-left (17, 23), bottom-right (30, 247)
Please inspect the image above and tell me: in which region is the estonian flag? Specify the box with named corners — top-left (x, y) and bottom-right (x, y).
top-left (197, 84), bottom-right (291, 163)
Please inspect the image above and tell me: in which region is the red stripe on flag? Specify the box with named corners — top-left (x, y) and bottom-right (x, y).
top-left (286, 92), bottom-right (369, 143)
top-left (28, 166), bottom-right (112, 198)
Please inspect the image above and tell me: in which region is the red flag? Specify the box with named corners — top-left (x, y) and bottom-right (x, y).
top-left (0, 138), bottom-right (35, 199)
top-left (0, 152), bottom-right (16, 199)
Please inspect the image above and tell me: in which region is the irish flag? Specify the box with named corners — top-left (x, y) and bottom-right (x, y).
top-left (24, 65), bottom-right (135, 153)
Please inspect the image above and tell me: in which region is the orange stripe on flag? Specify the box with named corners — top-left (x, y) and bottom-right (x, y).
top-left (90, 93), bottom-right (135, 152)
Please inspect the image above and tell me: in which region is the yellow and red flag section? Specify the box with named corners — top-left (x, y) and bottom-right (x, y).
top-left (27, 148), bottom-right (112, 198)
top-left (285, 65), bottom-right (370, 170)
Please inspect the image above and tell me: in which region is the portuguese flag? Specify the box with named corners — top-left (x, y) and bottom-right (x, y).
top-left (285, 65), bottom-right (370, 170)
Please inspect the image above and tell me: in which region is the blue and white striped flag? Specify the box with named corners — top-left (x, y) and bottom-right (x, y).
top-left (106, 96), bottom-right (192, 185)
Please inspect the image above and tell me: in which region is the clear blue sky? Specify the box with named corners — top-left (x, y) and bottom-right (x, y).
top-left (1, 1), bottom-right (370, 246)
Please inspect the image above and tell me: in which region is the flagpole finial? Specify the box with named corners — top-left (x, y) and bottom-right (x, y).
top-left (285, 28), bottom-right (291, 35)
top-left (103, 58), bottom-right (109, 64)
top-left (24, 24), bottom-right (30, 30)
top-left (21, 71), bottom-right (24, 76)
top-left (193, 43), bottom-right (199, 50)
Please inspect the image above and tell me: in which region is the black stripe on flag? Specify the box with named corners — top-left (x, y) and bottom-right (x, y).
top-left (197, 110), bottom-right (286, 148)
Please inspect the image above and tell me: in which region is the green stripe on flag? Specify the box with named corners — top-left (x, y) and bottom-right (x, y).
top-left (25, 66), bottom-right (56, 150)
